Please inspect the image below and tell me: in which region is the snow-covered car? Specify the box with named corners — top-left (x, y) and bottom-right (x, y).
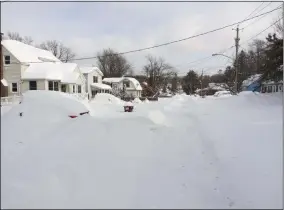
top-left (214, 90), bottom-right (232, 97)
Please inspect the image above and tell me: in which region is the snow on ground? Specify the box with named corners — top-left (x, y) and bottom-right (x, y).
top-left (1, 91), bottom-right (282, 209)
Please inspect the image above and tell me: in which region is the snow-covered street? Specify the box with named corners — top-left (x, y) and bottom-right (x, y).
top-left (1, 91), bottom-right (282, 209)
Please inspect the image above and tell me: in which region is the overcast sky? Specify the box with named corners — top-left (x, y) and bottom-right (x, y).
top-left (1, 1), bottom-right (282, 76)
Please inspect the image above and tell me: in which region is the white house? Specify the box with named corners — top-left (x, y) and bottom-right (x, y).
top-left (1, 39), bottom-right (86, 96)
top-left (261, 80), bottom-right (283, 93)
top-left (21, 62), bottom-right (86, 94)
top-left (80, 66), bottom-right (111, 98)
top-left (102, 77), bottom-right (142, 98)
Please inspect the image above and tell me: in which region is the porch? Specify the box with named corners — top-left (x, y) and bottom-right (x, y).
top-left (90, 83), bottom-right (112, 98)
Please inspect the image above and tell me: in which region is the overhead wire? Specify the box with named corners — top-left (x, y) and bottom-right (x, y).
top-left (5, 6), bottom-right (281, 65)
top-left (242, 2), bottom-right (266, 21)
top-left (177, 16), bottom-right (283, 76)
top-left (242, 3), bottom-right (279, 30)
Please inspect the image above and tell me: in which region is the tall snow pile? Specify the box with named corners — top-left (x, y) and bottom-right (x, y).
top-left (91, 93), bottom-right (123, 105)
top-left (133, 98), bottom-right (142, 103)
top-left (2, 91), bottom-right (89, 120)
top-left (1, 91), bottom-right (282, 209)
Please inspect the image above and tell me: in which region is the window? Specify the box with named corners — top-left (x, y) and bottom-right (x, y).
top-left (267, 86), bottom-right (272, 93)
top-left (279, 85), bottom-right (283, 92)
top-left (93, 76), bottom-right (98, 83)
top-left (78, 85), bottom-right (81, 93)
top-left (276, 85), bottom-right (278, 92)
top-left (73, 85), bottom-right (75, 93)
top-left (48, 81), bottom-right (54, 90)
top-left (11, 83), bottom-right (17, 92)
top-left (48, 81), bottom-right (59, 91)
top-left (4, 55), bottom-right (10, 65)
top-left (29, 81), bottom-right (37, 90)
top-left (61, 84), bottom-right (66, 92)
top-left (54, 82), bottom-right (59, 91)
top-left (123, 81), bottom-right (130, 88)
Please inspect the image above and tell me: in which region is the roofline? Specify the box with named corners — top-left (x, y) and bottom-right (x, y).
top-left (1, 45), bottom-right (21, 64)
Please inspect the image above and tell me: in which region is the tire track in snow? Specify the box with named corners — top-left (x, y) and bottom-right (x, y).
top-left (188, 97), bottom-right (246, 208)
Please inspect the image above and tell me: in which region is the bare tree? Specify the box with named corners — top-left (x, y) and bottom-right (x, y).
top-left (274, 12), bottom-right (283, 38)
top-left (7, 31), bottom-right (33, 45)
top-left (39, 40), bottom-right (76, 63)
top-left (143, 55), bottom-right (176, 91)
top-left (97, 48), bottom-right (133, 77)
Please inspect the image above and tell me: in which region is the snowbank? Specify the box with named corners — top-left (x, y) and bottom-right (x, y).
top-left (1, 105), bottom-right (13, 115)
top-left (133, 98), bottom-right (142, 103)
top-left (144, 98), bottom-right (150, 103)
top-left (1, 91), bottom-right (282, 209)
top-left (91, 93), bottom-right (123, 105)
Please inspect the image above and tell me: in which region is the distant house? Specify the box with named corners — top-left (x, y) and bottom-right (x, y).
top-left (1, 39), bottom-right (86, 97)
top-left (80, 66), bottom-right (111, 98)
top-left (102, 77), bottom-right (142, 98)
top-left (261, 81), bottom-right (283, 93)
top-left (241, 74), bottom-right (262, 92)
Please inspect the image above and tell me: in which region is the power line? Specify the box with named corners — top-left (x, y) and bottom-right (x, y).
top-left (242, 3), bottom-right (280, 29)
top-left (243, 2), bottom-right (266, 21)
top-left (177, 17), bottom-right (282, 76)
top-left (69, 7), bottom-right (281, 62)
top-left (240, 16), bottom-right (283, 45)
top-left (6, 6), bottom-right (279, 65)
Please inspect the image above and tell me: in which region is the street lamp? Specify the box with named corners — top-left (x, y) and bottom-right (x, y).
top-left (212, 53), bottom-right (234, 61)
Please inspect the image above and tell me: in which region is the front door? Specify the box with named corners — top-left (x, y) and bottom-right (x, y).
top-left (61, 84), bottom-right (67, 92)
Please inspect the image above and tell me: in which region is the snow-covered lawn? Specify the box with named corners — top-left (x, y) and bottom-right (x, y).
top-left (1, 91), bottom-right (282, 209)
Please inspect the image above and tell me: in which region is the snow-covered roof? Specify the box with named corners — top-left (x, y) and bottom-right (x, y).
top-left (1, 40), bottom-right (60, 63)
top-left (80, 66), bottom-right (103, 76)
top-left (103, 77), bottom-right (142, 91)
top-left (90, 83), bottom-right (112, 90)
top-left (262, 80), bottom-right (283, 85)
top-left (242, 74), bottom-right (262, 87)
top-left (103, 77), bottom-right (124, 83)
top-left (124, 77), bottom-right (142, 91)
top-left (22, 63), bottom-right (80, 84)
top-left (208, 83), bottom-right (228, 89)
top-left (1, 79), bottom-right (8, 87)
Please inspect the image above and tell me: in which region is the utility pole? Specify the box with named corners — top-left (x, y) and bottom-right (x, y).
top-left (200, 69), bottom-right (204, 97)
top-left (233, 25), bottom-right (240, 94)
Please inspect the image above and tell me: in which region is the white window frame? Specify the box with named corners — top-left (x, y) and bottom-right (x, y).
top-left (48, 81), bottom-right (59, 91)
top-left (4, 55), bottom-right (11, 65)
top-left (11, 82), bottom-right (18, 93)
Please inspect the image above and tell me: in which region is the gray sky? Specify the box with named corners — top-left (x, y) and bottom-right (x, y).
top-left (1, 1), bottom-right (282, 76)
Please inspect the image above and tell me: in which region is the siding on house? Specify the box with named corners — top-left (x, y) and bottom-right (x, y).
top-left (21, 80), bottom-right (46, 92)
top-left (2, 46), bottom-right (22, 96)
top-left (85, 70), bottom-right (103, 96)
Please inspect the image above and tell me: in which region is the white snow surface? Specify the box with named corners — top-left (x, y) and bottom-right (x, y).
top-left (22, 63), bottom-right (79, 83)
top-left (80, 66), bottom-right (103, 76)
top-left (1, 40), bottom-right (60, 63)
top-left (242, 74), bottom-right (262, 87)
top-left (90, 83), bottom-right (112, 90)
top-left (1, 78), bottom-right (8, 86)
top-left (1, 91), bottom-right (282, 209)
top-left (133, 98), bottom-right (142, 103)
top-left (103, 77), bottom-right (142, 91)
